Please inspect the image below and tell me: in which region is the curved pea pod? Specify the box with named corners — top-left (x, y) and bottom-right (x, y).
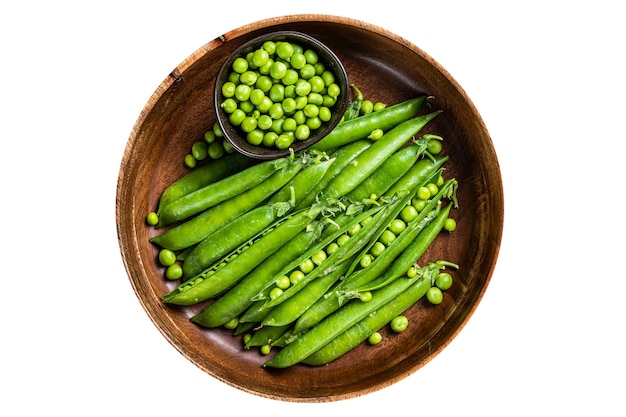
top-left (322, 111), bottom-right (442, 200)
top-left (346, 142), bottom-right (426, 203)
top-left (262, 269), bottom-right (434, 368)
top-left (302, 260), bottom-right (458, 366)
top-left (162, 205), bottom-right (334, 306)
top-left (267, 157), bottom-right (335, 205)
top-left (150, 157), bottom-right (304, 251)
top-left (181, 200), bottom-right (293, 279)
top-left (311, 96), bottom-right (427, 151)
top-left (156, 158), bottom-right (285, 227)
top-left (156, 151), bottom-right (256, 213)
top-left (295, 140), bottom-right (372, 210)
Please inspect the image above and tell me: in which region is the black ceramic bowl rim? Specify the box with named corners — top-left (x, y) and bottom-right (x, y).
top-left (214, 30), bottom-right (350, 160)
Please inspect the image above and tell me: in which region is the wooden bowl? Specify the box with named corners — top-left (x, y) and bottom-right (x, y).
top-left (214, 30), bottom-right (350, 159)
top-left (116, 14), bottom-right (504, 402)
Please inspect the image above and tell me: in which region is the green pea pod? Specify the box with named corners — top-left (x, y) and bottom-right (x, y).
top-left (295, 140), bottom-right (372, 210)
top-left (181, 200), bottom-right (293, 279)
top-left (346, 143), bottom-right (425, 202)
top-left (156, 152), bottom-right (256, 213)
top-left (156, 158), bottom-right (285, 227)
top-left (162, 206), bottom-right (328, 306)
top-left (267, 156), bottom-right (335, 204)
top-left (302, 260), bottom-right (458, 366)
top-left (150, 157), bottom-right (304, 251)
top-left (322, 111), bottom-right (442, 201)
top-left (311, 96), bottom-right (427, 151)
top-left (384, 155), bottom-right (449, 198)
top-left (263, 269), bottom-right (436, 368)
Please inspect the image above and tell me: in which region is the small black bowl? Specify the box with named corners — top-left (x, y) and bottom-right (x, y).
top-left (214, 31), bottom-right (350, 160)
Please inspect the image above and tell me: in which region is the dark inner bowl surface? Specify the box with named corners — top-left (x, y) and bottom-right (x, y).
top-left (116, 15), bottom-right (503, 402)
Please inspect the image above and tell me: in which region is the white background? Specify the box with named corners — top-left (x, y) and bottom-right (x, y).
top-left (2, 1), bottom-right (625, 415)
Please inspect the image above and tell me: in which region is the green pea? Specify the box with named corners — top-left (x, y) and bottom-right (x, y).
top-left (262, 41), bottom-right (276, 55)
top-left (370, 241), bottom-right (386, 257)
top-left (246, 129), bottom-right (264, 146)
top-left (326, 242), bottom-right (339, 255)
top-left (203, 130), bottom-right (216, 144)
top-left (413, 199), bottom-right (426, 212)
top-left (240, 116), bottom-right (257, 133)
top-left (282, 69), bottom-right (299, 85)
top-left (321, 70), bottom-right (335, 86)
top-left (311, 249), bottom-right (327, 266)
top-left (257, 96), bottom-right (273, 113)
top-left (221, 81), bottom-right (236, 98)
top-left (417, 186), bottom-right (431, 200)
top-left (289, 270), bottom-right (305, 285)
top-left (221, 98), bottom-right (238, 114)
top-left (269, 84), bottom-right (285, 102)
top-left (184, 154), bottom-right (196, 168)
top-left (252, 48), bottom-right (269, 67)
top-left (295, 124), bottom-right (310, 140)
top-left (282, 117), bottom-right (297, 132)
top-left (269, 287), bottom-right (283, 300)
top-left (400, 205), bottom-right (418, 222)
top-left (373, 102), bottom-right (387, 111)
top-left (444, 218), bottom-right (457, 232)
top-left (269, 61), bottom-right (288, 79)
top-left (240, 70), bottom-right (258, 86)
top-left (290, 52), bottom-right (306, 69)
top-left (368, 332), bottom-right (382, 345)
top-left (358, 291), bottom-right (372, 302)
top-left (282, 97), bottom-right (297, 114)
top-left (360, 254), bottom-right (373, 268)
top-left (275, 133), bottom-right (293, 149)
top-left (309, 75), bottom-right (325, 93)
top-left (379, 229), bottom-right (396, 245)
top-left (255, 76), bottom-right (273, 93)
top-left (257, 114), bottom-right (273, 130)
top-left (223, 317), bottom-right (239, 329)
top-left (426, 287), bottom-right (443, 304)
top-left (208, 142), bottom-right (224, 159)
top-left (263, 131), bottom-right (278, 147)
top-left (165, 264), bottom-right (183, 280)
top-left (303, 103), bottom-right (319, 118)
top-left (390, 316), bottom-right (408, 333)
top-left (295, 79), bottom-right (311, 96)
top-left (299, 258), bottom-right (315, 274)
top-left (191, 141), bottom-right (208, 161)
top-left (427, 183), bottom-right (439, 196)
top-left (368, 128), bottom-right (384, 140)
top-left (307, 92), bottom-right (323, 106)
top-left (299, 63), bottom-right (315, 79)
top-left (389, 219), bottom-right (406, 235)
top-left (435, 273), bottom-right (453, 290)
top-left (276, 41), bottom-right (294, 60)
top-left (284, 84), bottom-right (296, 99)
top-left (234, 84), bottom-right (251, 102)
top-left (318, 107), bottom-right (331, 122)
top-left (360, 99), bottom-right (374, 115)
top-left (304, 49), bottom-right (318, 64)
top-left (232, 57), bottom-right (248, 73)
top-left (269, 103), bottom-right (284, 119)
top-left (327, 83), bottom-right (340, 98)
top-left (306, 116), bottom-right (322, 130)
top-left (275, 275), bottom-right (291, 290)
top-left (229, 109), bottom-right (246, 126)
top-left (260, 344), bottom-right (272, 355)
top-left (146, 212), bottom-right (159, 226)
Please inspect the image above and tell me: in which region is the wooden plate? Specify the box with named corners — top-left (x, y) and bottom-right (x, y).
top-left (116, 14), bottom-right (504, 402)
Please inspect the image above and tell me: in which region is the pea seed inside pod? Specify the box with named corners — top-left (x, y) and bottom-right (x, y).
top-left (220, 39), bottom-right (342, 150)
